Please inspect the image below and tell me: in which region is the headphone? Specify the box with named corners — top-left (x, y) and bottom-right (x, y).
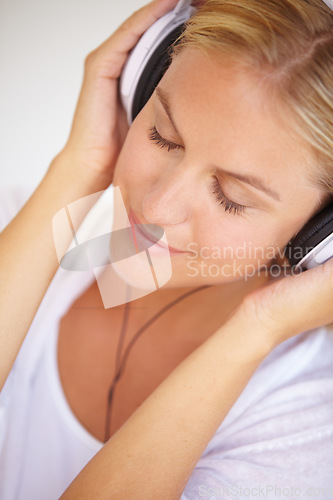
top-left (119, 0), bottom-right (333, 272)
top-left (120, 0), bottom-right (196, 125)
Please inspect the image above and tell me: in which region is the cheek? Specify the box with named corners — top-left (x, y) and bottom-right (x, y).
top-left (195, 213), bottom-right (289, 268)
top-left (113, 117), bottom-right (161, 201)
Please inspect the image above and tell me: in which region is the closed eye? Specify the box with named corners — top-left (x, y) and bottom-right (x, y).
top-left (148, 125), bottom-right (183, 152)
top-left (147, 125), bottom-right (248, 216)
top-left (210, 177), bottom-right (247, 216)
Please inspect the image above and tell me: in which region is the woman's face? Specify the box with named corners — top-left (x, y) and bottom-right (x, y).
top-left (112, 47), bottom-right (327, 289)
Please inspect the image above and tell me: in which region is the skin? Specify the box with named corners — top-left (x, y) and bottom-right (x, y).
top-left (58, 46), bottom-right (331, 446)
top-left (110, 47), bottom-right (328, 299)
top-left (1, 0), bottom-right (332, 497)
top-left (54, 47), bottom-right (331, 449)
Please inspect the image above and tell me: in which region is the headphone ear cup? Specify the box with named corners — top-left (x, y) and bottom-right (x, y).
top-left (131, 23), bottom-right (186, 122)
top-left (285, 203), bottom-right (333, 268)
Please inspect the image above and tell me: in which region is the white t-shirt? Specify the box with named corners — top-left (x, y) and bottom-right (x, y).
top-left (0, 185), bottom-right (333, 500)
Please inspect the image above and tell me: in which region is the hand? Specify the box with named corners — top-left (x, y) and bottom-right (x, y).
top-left (238, 258), bottom-right (333, 347)
top-left (55, 0), bottom-right (180, 190)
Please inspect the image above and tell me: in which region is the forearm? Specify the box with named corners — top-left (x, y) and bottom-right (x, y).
top-left (0, 153), bottom-right (106, 390)
top-left (61, 312), bottom-right (274, 500)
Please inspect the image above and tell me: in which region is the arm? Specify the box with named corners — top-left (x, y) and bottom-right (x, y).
top-left (0, 0), bottom-right (179, 390)
top-left (61, 311), bottom-right (273, 500)
top-left (60, 259), bottom-right (333, 499)
top-left (0, 157), bottom-right (104, 390)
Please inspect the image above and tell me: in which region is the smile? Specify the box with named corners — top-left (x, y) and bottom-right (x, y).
top-left (128, 209), bottom-right (186, 256)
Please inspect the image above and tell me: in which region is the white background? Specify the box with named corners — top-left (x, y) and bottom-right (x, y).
top-left (0, 0), bottom-right (147, 191)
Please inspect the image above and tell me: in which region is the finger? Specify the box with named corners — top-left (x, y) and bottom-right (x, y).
top-left (243, 257), bottom-right (333, 343)
top-left (87, 0), bottom-right (180, 79)
top-left (66, 0), bottom-right (179, 160)
top-left (290, 257), bottom-right (333, 332)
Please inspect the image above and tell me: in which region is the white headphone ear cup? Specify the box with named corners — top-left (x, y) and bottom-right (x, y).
top-left (120, 2), bottom-right (196, 124)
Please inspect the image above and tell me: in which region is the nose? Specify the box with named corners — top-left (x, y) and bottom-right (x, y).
top-left (142, 162), bottom-right (194, 225)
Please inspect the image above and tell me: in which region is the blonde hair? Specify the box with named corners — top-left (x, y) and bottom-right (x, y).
top-left (171, 0), bottom-right (333, 199)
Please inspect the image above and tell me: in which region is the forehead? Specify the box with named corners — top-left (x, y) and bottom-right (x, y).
top-left (158, 47), bottom-right (317, 196)
top-left (162, 48), bottom-right (291, 141)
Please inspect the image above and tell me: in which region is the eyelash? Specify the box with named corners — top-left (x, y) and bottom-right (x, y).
top-left (148, 125), bottom-right (247, 216)
top-left (148, 125), bottom-right (183, 152)
top-left (210, 177), bottom-right (246, 216)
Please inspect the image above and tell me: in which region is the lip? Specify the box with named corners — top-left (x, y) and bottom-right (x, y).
top-left (128, 209), bottom-right (186, 255)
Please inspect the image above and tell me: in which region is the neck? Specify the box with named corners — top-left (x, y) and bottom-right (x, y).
top-left (121, 272), bottom-right (269, 328)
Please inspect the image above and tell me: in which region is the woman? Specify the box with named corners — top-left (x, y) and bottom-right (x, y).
top-left (0, 0), bottom-right (332, 498)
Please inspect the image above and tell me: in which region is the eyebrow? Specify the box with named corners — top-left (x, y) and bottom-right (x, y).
top-left (155, 85), bottom-right (281, 203)
top-left (217, 169), bottom-right (281, 202)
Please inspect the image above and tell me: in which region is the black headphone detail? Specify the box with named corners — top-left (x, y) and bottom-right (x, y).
top-left (120, 0), bottom-right (195, 124)
top-left (119, 0), bottom-right (333, 272)
top-left (285, 202), bottom-right (333, 270)
top-left (131, 22), bottom-right (186, 122)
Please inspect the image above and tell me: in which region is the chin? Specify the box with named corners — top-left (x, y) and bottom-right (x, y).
top-left (110, 254), bottom-right (170, 290)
